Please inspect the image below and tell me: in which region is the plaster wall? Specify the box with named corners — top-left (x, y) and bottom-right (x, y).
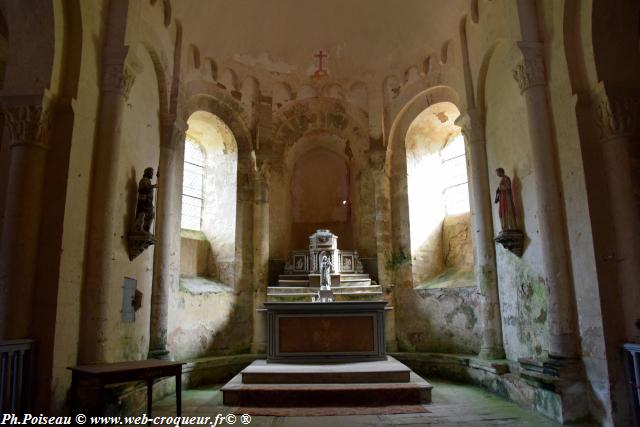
top-left (395, 286), bottom-right (481, 354)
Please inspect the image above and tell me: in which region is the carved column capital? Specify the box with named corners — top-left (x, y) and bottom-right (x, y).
top-left (592, 86), bottom-right (640, 141)
top-left (0, 92), bottom-right (53, 150)
top-left (101, 46), bottom-right (137, 99)
top-left (160, 114), bottom-right (188, 149)
top-left (513, 41), bottom-right (546, 94)
top-left (457, 109), bottom-right (486, 145)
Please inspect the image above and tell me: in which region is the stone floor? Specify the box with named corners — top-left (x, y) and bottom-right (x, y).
top-left (150, 379), bottom-right (599, 426)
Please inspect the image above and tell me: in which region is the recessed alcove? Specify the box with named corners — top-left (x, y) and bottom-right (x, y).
top-left (405, 102), bottom-right (473, 290)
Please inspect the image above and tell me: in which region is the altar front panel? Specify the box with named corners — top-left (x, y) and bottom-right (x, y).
top-left (265, 301), bottom-right (387, 363)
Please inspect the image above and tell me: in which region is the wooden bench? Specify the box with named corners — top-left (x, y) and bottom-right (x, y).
top-left (68, 360), bottom-right (184, 416)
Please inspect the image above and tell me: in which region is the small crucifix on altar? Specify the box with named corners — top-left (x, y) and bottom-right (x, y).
top-left (312, 49), bottom-right (329, 79)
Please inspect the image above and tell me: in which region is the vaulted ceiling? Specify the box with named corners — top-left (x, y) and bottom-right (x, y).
top-left (173, 0), bottom-right (467, 81)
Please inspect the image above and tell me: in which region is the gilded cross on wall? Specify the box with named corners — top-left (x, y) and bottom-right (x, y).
top-left (313, 49), bottom-right (329, 79)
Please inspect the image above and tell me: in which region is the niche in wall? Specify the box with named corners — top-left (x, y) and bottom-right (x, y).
top-left (180, 110), bottom-right (238, 288)
top-left (405, 102), bottom-right (474, 289)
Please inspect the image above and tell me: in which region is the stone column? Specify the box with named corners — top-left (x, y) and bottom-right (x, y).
top-left (79, 0), bottom-right (133, 362)
top-left (251, 163), bottom-right (269, 353)
top-left (458, 110), bottom-right (505, 360)
top-left (592, 87), bottom-right (640, 342)
top-left (369, 143), bottom-right (398, 351)
top-left (513, 0), bottom-right (580, 360)
top-left (0, 93), bottom-right (52, 338)
top-left (148, 116), bottom-right (187, 359)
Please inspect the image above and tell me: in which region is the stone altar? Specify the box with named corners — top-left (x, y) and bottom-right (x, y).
top-left (265, 301), bottom-right (387, 363)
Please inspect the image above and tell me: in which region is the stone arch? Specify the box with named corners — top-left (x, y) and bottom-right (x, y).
top-left (220, 68), bottom-right (239, 91)
top-left (188, 44), bottom-right (201, 71)
top-left (161, 0), bottom-right (172, 27)
top-left (347, 81), bottom-right (367, 112)
top-left (440, 40), bottom-right (451, 65)
top-left (181, 91), bottom-right (254, 295)
top-left (404, 66), bottom-right (420, 84)
top-left (139, 42), bottom-right (170, 116)
top-left (324, 83), bottom-right (344, 100)
top-left (272, 82), bottom-right (293, 109)
top-left (204, 58), bottom-right (218, 81)
top-left (476, 40), bottom-right (502, 114)
top-left (386, 86), bottom-right (461, 287)
top-left (182, 91), bottom-right (253, 158)
top-left (470, 0), bottom-right (479, 23)
top-left (297, 84), bottom-right (317, 100)
top-left (272, 97), bottom-right (368, 158)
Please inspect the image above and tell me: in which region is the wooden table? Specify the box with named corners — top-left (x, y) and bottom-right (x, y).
top-left (68, 360), bottom-right (184, 416)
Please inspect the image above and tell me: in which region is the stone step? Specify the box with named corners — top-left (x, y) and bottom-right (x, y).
top-left (268, 285), bottom-right (382, 295)
top-left (267, 293), bottom-right (384, 302)
top-left (278, 274), bottom-right (309, 280)
top-left (222, 372), bottom-right (431, 407)
top-left (338, 279), bottom-right (372, 287)
top-left (340, 274), bottom-right (371, 279)
top-left (241, 357), bottom-right (411, 384)
top-left (277, 279), bottom-right (310, 287)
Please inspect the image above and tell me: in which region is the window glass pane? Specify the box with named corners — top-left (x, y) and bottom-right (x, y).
top-left (181, 195), bottom-right (203, 230)
top-left (185, 139), bottom-right (205, 166)
top-left (441, 134), bottom-right (470, 215)
top-left (440, 134), bottom-right (465, 160)
top-left (181, 139), bottom-right (204, 230)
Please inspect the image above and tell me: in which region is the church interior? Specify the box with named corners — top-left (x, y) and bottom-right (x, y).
top-left (0, 0), bottom-right (639, 425)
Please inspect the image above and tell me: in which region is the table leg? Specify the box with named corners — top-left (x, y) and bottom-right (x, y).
top-left (147, 378), bottom-right (153, 422)
top-left (176, 374), bottom-right (181, 417)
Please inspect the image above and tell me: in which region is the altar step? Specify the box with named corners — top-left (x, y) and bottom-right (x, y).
top-left (277, 273), bottom-right (372, 288)
top-left (267, 285), bottom-right (383, 302)
top-left (221, 357), bottom-right (432, 407)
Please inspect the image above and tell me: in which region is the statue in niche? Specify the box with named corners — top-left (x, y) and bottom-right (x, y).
top-left (494, 168), bottom-right (524, 257)
top-left (319, 254), bottom-right (333, 289)
top-left (133, 167), bottom-right (157, 233)
top-left (494, 168), bottom-right (518, 231)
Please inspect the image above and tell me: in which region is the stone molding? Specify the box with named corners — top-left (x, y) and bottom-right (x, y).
top-left (513, 42), bottom-right (547, 94)
top-left (593, 87), bottom-right (640, 141)
top-left (0, 93), bottom-right (53, 150)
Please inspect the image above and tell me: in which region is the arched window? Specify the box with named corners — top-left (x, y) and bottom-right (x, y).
top-left (440, 134), bottom-right (470, 215)
top-left (181, 138), bottom-right (205, 230)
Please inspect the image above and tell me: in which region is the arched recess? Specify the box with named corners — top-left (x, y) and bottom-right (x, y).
top-left (270, 97), bottom-right (370, 258)
top-left (171, 91), bottom-right (254, 358)
top-left (181, 110), bottom-right (238, 286)
top-left (182, 90), bottom-right (253, 280)
top-left (404, 102), bottom-right (472, 288)
top-left (386, 86), bottom-right (461, 288)
top-left (289, 142), bottom-right (351, 249)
